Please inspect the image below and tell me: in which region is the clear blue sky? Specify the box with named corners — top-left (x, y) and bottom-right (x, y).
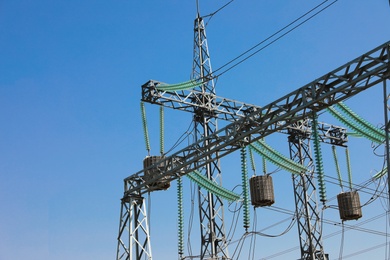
top-left (1, 1), bottom-right (390, 259)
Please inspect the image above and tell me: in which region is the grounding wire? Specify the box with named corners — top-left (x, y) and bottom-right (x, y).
top-left (211, 0), bottom-right (338, 79)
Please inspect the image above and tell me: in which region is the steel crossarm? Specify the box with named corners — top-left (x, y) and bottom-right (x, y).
top-left (125, 41), bottom-right (390, 195)
top-left (142, 80), bottom-right (348, 145)
top-left (141, 80), bottom-right (259, 121)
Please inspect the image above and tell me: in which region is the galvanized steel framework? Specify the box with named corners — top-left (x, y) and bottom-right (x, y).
top-left (191, 14), bottom-right (229, 259)
top-left (116, 38), bottom-right (390, 259)
top-left (288, 121), bottom-right (326, 260)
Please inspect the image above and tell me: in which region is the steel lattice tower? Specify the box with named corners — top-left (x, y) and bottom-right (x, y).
top-left (288, 121), bottom-right (326, 260)
top-left (191, 13), bottom-right (229, 259)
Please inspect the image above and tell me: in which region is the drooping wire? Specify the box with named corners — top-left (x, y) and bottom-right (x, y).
top-left (241, 147), bottom-right (250, 231)
top-left (332, 145), bottom-right (344, 191)
top-left (140, 101), bottom-right (151, 155)
top-left (212, 0), bottom-right (338, 79)
top-left (312, 113), bottom-right (327, 203)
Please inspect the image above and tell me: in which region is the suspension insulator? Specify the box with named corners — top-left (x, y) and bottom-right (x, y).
top-left (140, 102), bottom-right (151, 153)
top-left (337, 191), bottom-right (362, 221)
top-left (143, 156), bottom-right (170, 191)
top-left (177, 177), bottom-right (184, 256)
top-left (241, 147), bottom-right (250, 230)
top-left (331, 145), bottom-right (344, 191)
top-left (160, 106), bottom-right (164, 155)
top-left (249, 148), bottom-right (256, 174)
top-left (345, 148), bottom-right (353, 190)
top-left (249, 175), bottom-right (275, 207)
top-left (312, 114), bottom-right (327, 203)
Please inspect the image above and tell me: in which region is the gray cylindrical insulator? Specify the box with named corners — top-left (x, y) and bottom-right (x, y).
top-left (249, 175), bottom-right (275, 207)
top-left (337, 191), bottom-right (363, 221)
top-left (143, 156), bottom-right (171, 191)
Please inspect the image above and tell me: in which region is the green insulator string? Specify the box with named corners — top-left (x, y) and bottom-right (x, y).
top-left (156, 79), bottom-right (202, 91)
top-left (373, 167), bottom-right (388, 179)
top-left (262, 156), bottom-right (267, 175)
top-left (336, 102), bottom-right (385, 139)
top-left (187, 171), bottom-right (240, 201)
top-left (327, 106), bottom-right (383, 144)
top-left (249, 141), bottom-right (306, 175)
top-left (312, 113), bottom-right (327, 203)
top-left (345, 148), bottom-right (353, 190)
top-left (177, 177), bottom-right (184, 257)
top-left (140, 102), bottom-right (151, 155)
top-left (249, 147), bottom-right (256, 175)
top-left (241, 147), bottom-right (250, 230)
top-left (260, 139), bottom-right (267, 175)
top-left (160, 106), bottom-right (164, 156)
top-left (332, 145), bottom-right (344, 191)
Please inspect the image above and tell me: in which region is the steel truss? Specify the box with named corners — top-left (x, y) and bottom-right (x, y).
top-left (191, 14), bottom-right (229, 259)
top-left (117, 185), bottom-right (152, 260)
top-left (288, 121), bottom-right (326, 260)
top-left (117, 41), bottom-right (390, 259)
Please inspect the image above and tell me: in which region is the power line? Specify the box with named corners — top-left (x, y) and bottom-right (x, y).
top-left (211, 0), bottom-right (339, 79)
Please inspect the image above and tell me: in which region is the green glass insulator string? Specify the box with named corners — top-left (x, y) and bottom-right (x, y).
top-left (249, 141), bottom-right (306, 175)
top-left (140, 102), bottom-right (151, 155)
top-left (327, 106), bottom-right (383, 144)
top-left (312, 113), bottom-right (327, 203)
top-left (155, 79), bottom-right (202, 91)
top-left (345, 148), bottom-right (353, 190)
top-left (249, 147), bottom-right (256, 175)
top-left (331, 145), bottom-right (344, 191)
top-left (260, 139), bottom-right (267, 175)
top-left (177, 177), bottom-right (184, 258)
top-left (187, 171), bottom-right (240, 201)
top-left (241, 147), bottom-right (250, 230)
top-left (336, 102), bottom-right (385, 140)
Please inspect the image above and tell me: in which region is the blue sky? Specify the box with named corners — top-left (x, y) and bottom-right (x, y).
top-left (1, 1), bottom-right (390, 259)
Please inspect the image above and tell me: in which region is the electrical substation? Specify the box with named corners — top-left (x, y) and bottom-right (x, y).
top-left (116, 2), bottom-right (390, 260)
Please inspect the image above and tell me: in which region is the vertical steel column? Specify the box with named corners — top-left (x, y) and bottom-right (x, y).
top-left (384, 45), bottom-right (390, 207)
top-left (288, 120), bottom-right (326, 260)
top-left (192, 13), bottom-right (229, 259)
top-left (117, 181), bottom-right (153, 260)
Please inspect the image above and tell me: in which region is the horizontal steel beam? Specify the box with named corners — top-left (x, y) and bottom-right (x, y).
top-left (126, 41), bottom-right (390, 195)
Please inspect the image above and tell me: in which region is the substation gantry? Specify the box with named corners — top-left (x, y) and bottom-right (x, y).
top-left (116, 12), bottom-right (390, 260)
